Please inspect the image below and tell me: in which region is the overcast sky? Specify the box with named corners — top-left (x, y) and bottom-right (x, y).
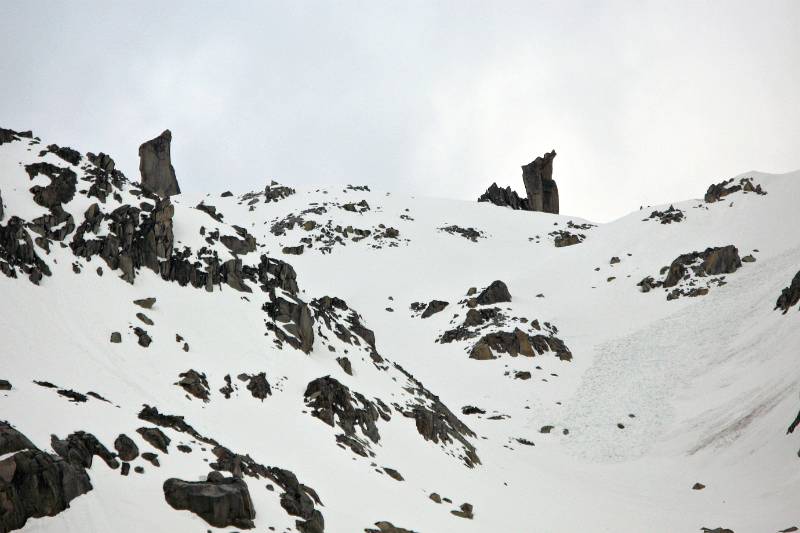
top-left (2, 1), bottom-right (798, 221)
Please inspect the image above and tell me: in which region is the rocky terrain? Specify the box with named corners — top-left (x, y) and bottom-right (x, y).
top-left (0, 126), bottom-right (798, 532)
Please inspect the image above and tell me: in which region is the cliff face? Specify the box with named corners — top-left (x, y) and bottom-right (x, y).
top-left (521, 150), bottom-right (558, 214)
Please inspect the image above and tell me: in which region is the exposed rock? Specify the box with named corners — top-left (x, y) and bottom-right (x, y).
top-left (243, 372), bottom-right (271, 400)
top-left (421, 300), bottom-right (448, 318)
top-left (221, 225), bottom-right (257, 255)
top-left (133, 297), bottom-right (156, 309)
top-left (0, 215), bottom-right (52, 283)
top-left (137, 427), bottom-right (171, 453)
top-left (163, 475), bottom-right (255, 529)
top-left (383, 467), bottom-right (404, 481)
top-left (522, 151), bottom-right (559, 214)
top-left (469, 342), bottom-right (495, 360)
top-left (176, 370), bottom-right (210, 402)
top-left (25, 162), bottom-right (77, 209)
top-left (263, 295), bottom-right (314, 353)
top-left (775, 271), bottom-right (800, 314)
top-left (114, 434), bottom-right (139, 462)
top-left (0, 422), bottom-right (92, 533)
top-left (365, 521), bottom-right (419, 533)
top-left (138, 130), bottom-right (180, 198)
top-left (304, 376), bottom-right (389, 457)
top-left (429, 492), bottom-right (442, 503)
top-left (133, 327), bottom-right (152, 347)
top-left (40, 144), bottom-right (81, 166)
top-left (438, 225), bottom-right (484, 242)
top-left (51, 431), bottom-right (119, 469)
top-left (645, 205), bottom-right (684, 224)
top-left (461, 406), bottom-right (485, 415)
top-left (283, 245), bottom-right (305, 255)
top-left (664, 246), bottom-right (742, 288)
top-left (141, 452), bottom-right (160, 466)
top-left (705, 176), bottom-right (765, 203)
top-left (86, 152), bottom-right (116, 172)
top-left (741, 254), bottom-right (756, 263)
top-left (692, 482), bottom-right (706, 490)
top-left (551, 230), bottom-right (583, 247)
top-left (450, 502), bottom-right (474, 519)
top-left (476, 280), bottom-right (511, 305)
top-left (336, 357), bottom-right (353, 375)
top-left (478, 182), bottom-right (530, 210)
top-left (136, 312), bottom-right (153, 326)
top-left (0, 380), bottom-right (10, 391)
top-left (470, 329), bottom-right (572, 361)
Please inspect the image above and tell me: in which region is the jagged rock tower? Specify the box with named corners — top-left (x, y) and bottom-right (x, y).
top-left (139, 130), bottom-right (180, 197)
top-left (521, 150), bottom-right (558, 214)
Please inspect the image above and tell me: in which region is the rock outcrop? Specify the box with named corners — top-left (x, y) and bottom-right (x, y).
top-left (522, 150), bottom-right (559, 214)
top-left (163, 473), bottom-right (256, 529)
top-left (0, 421), bottom-right (93, 532)
top-left (478, 151), bottom-right (559, 213)
top-left (478, 183), bottom-right (529, 210)
top-left (775, 271), bottom-right (800, 314)
top-left (138, 130), bottom-right (180, 198)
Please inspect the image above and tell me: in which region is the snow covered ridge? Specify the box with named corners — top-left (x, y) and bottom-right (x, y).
top-left (0, 126), bottom-right (799, 532)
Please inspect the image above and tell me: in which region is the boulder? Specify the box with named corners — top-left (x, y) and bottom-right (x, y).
top-left (137, 427), bottom-right (171, 453)
top-left (420, 300), bottom-right (448, 318)
top-left (163, 475), bottom-right (255, 529)
top-left (476, 280), bottom-right (511, 305)
top-left (114, 434), bottom-right (139, 462)
top-left (138, 130), bottom-right (180, 198)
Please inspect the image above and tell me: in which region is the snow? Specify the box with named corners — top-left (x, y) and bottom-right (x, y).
top-left (1, 132), bottom-right (799, 533)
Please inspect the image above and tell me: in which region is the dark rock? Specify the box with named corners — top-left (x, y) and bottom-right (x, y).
top-left (56, 389), bottom-right (88, 403)
top-left (177, 444), bottom-right (191, 453)
top-left (775, 271), bottom-right (800, 314)
top-left (478, 182), bottom-right (530, 210)
top-left (469, 342), bottom-right (495, 360)
top-left (86, 152), bottom-right (116, 172)
top-left (304, 376), bottom-right (387, 457)
top-left (163, 475), bottom-right (255, 529)
top-left (461, 406), bottom-right (485, 415)
top-left (221, 225), bottom-right (257, 255)
top-left (41, 144), bottom-right (81, 166)
top-left (700, 528), bottom-right (735, 533)
top-left (692, 482), bottom-right (706, 490)
top-left (120, 462), bottom-right (130, 476)
top-left (136, 312), bottom-right (154, 326)
top-left (133, 327), bottom-right (151, 347)
top-left (51, 431), bottom-right (119, 469)
top-left (245, 372), bottom-right (271, 400)
top-left (522, 151), bottom-right (559, 214)
top-left (0, 380), bottom-right (10, 391)
top-left (429, 492), bottom-right (442, 503)
top-left (450, 502), bottom-right (474, 519)
top-left (365, 521), bottom-right (419, 533)
top-left (421, 300), bottom-right (448, 318)
top-left (221, 191), bottom-right (233, 197)
top-left (475, 280), bottom-right (511, 305)
top-left (25, 162), bottom-right (77, 209)
top-left (383, 467), bottom-right (403, 481)
top-left (141, 452), bottom-right (160, 466)
top-left (133, 297), bottom-right (156, 309)
top-left (552, 230), bottom-right (582, 247)
top-left (176, 370), bottom-right (210, 402)
top-left (137, 427), bottom-right (171, 453)
top-left (263, 295), bottom-right (314, 353)
top-left (336, 357), bottom-right (353, 375)
top-left (0, 422), bottom-right (92, 533)
top-left (134, 466), bottom-right (144, 474)
top-left (645, 205), bottom-right (684, 224)
top-left (705, 176), bottom-right (765, 203)
top-left (138, 130), bottom-right (180, 197)
top-left (0, 216), bottom-right (52, 283)
top-left (114, 434), bottom-right (139, 462)
top-left (664, 246), bottom-right (742, 288)
top-left (610, 256), bottom-right (621, 264)
top-left (741, 254), bottom-right (756, 263)
top-left (283, 245), bottom-right (305, 255)
top-left (438, 225), bottom-right (484, 242)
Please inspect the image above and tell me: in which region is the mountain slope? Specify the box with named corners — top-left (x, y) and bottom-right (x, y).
top-left (1, 128), bottom-right (798, 533)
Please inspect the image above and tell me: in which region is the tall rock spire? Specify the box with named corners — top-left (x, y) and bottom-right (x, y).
top-left (521, 150), bottom-right (558, 214)
top-left (139, 130), bottom-right (180, 197)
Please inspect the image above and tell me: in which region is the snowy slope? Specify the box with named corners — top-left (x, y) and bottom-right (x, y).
top-left (0, 129), bottom-right (798, 533)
